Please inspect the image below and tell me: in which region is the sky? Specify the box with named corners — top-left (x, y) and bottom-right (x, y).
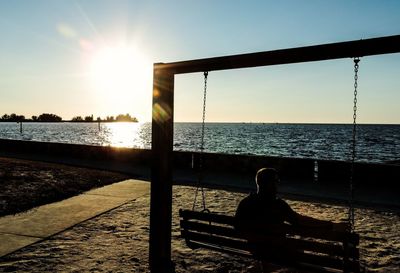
top-left (0, 1), bottom-right (399, 123)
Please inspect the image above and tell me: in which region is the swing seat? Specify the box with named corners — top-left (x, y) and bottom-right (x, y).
top-left (179, 209), bottom-right (360, 273)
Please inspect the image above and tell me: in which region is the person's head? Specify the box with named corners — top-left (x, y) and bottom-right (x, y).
top-left (255, 168), bottom-right (279, 198)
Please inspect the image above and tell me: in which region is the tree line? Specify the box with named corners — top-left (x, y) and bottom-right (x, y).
top-left (0, 113), bottom-right (62, 122)
top-left (71, 113), bottom-right (138, 122)
top-left (0, 113), bottom-right (138, 122)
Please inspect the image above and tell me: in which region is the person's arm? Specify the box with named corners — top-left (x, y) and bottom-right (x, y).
top-left (280, 199), bottom-right (350, 232)
top-left (295, 213), bottom-right (333, 228)
top-left (296, 214), bottom-right (350, 231)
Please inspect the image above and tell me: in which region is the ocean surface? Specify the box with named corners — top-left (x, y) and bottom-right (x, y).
top-left (0, 122), bottom-right (399, 163)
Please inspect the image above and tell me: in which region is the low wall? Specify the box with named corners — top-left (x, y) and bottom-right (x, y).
top-left (0, 139), bottom-right (151, 163)
top-left (0, 139), bottom-right (152, 178)
top-left (177, 151), bottom-right (315, 180)
top-left (317, 160), bottom-right (400, 186)
top-left (0, 139), bottom-right (398, 187)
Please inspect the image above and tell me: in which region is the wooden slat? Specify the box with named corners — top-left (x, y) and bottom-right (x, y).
top-left (180, 209), bottom-right (235, 225)
top-left (187, 241), bottom-right (253, 258)
top-left (183, 230), bottom-right (249, 251)
top-left (297, 252), bottom-right (344, 270)
top-left (287, 226), bottom-right (358, 244)
top-left (288, 238), bottom-right (347, 257)
top-left (180, 220), bottom-right (240, 237)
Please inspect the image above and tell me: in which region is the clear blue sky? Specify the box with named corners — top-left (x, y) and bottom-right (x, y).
top-left (0, 1), bottom-right (399, 123)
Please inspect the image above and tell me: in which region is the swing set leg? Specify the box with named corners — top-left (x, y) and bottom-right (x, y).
top-left (150, 69), bottom-right (175, 273)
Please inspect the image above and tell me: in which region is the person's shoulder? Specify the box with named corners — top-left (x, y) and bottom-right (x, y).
top-left (237, 193), bottom-right (257, 208)
top-left (275, 197), bottom-right (297, 215)
top-left (235, 193), bottom-right (258, 223)
top-left (275, 197), bottom-right (287, 204)
top-left (275, 198), bottom-right (291, 208)
top-left (240, 193), bottom-right (257, 203)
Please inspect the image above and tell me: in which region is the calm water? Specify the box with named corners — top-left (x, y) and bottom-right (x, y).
top-left (0, 122), bottom-right (399, 163)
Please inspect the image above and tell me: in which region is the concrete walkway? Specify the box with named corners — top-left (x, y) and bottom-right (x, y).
top-left (0, 179), bottom-right (149, 257)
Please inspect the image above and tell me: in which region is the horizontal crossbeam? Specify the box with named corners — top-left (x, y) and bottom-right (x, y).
top-left (155, 35), bottom-right (400, 74)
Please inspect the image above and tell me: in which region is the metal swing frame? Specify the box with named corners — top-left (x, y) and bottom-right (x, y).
top-left (150, 35), bottom-right (400, 273)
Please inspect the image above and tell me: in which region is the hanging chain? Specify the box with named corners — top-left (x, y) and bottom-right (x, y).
top-left (350, 57), bottom-right (368, 273)
top-left (348, 58), bottom-right (360, 231)
top-left (200, 71), bottom-right (208, 156)
top-left (193, 71), bottom-right (209, 211)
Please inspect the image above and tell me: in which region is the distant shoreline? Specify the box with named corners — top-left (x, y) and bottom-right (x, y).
top-left (0, 121), bottom-right (398, 125)
top-left (0, 120), bottom-right (138, 123)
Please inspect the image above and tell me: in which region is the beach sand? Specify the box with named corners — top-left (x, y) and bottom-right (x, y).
top-left (1, 183), bottom-right (399, 272)
top-left (0, 157), bottom-right (129, 216)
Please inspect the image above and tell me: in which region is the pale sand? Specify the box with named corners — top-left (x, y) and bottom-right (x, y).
top-left (0, 185), bottom-right (399, 272)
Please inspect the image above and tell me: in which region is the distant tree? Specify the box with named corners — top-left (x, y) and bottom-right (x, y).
top-left (96, 117), bottom-right (101, 122)
top-left (115, 113), bottom-right (138, 122)
top-left (84, 115), bottom-right (93, 122)
top-left (1, 114), bottom-right (10, 120)
top-left (71, 116), bottom-right (83, 122)
top-left (116, 114), bottom-right (127, 121)
top-left (0, 113), bottom-right (25, 121)
top-left (9, 113), bottom-right (25, 122)
top-left (37, 113), bottom-right (62, 122)
top-left (16, 115), bottom-right (25, 122)
top-left (106, 116), bottom-right (115, 122)
top-left (31, 116), bottom-right (38, 121)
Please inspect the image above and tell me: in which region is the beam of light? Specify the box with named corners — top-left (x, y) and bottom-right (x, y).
top-left (73, 1), bottom-right (106, 45)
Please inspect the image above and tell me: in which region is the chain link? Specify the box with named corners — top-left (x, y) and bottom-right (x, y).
top-left (193, 71), bottom-right (209, 211)
top-left (200, 71), bottom-right (208, 156)
top-left (348, 58), bottom-right (360, 231)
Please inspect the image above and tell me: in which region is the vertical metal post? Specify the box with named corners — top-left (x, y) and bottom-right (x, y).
top-left (19, 122), bottom-right (23, 134)
top-left (150, 66), bottom-right (174, 273)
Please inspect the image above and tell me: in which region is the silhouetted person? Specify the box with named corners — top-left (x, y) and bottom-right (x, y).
top-left (235, 168), bottom-right (348, 271)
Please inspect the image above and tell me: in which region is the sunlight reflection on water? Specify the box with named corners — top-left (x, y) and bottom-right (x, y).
top-left (0, 122), bottom-right (399, 163)
top-left (99, 122), bottom-right (148, 148)
top-left (0, 122), bottom-right (152, 149)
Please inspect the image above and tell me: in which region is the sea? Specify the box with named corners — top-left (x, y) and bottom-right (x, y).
top-left (0, 122), bottom-right (399, 164)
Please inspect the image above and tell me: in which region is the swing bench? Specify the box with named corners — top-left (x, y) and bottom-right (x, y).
top-left (179, 60), bottom-right (362, 272)
top-left (179, 209), bottom-right (360, 273)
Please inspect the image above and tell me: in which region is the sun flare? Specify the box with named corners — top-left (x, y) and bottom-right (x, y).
top-left (89, 45), bottom-right (152, 115)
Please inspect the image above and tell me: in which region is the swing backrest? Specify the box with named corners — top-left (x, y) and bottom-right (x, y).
top-left (180, 209), bottom-right (360, 273)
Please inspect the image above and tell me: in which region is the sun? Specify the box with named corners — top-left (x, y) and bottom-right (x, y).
top-left (89, 45), bottom-right (152, 116)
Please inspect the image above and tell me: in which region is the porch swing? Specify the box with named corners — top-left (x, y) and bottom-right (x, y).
top-left (179, 60), bottom-right (362, 272)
